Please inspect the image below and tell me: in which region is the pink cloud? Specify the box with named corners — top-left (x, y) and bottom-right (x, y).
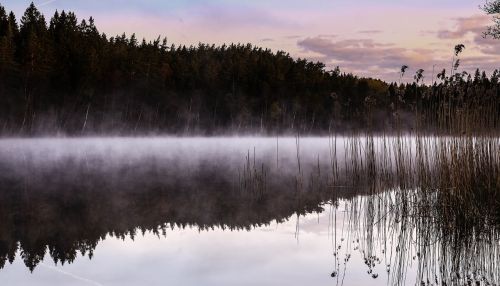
top-left (437, 15), bottom-right (490, 39)
top-left (297, 14), bottom-right (499, 82)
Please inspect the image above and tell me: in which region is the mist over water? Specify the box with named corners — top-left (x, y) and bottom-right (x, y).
top-left (0, 137), bottom-right (335, 176)
top-left (0, 136), bottom-right (425, 185)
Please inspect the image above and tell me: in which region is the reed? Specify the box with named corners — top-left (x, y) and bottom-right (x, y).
top-left (326, 133), bottom-right (499, 285)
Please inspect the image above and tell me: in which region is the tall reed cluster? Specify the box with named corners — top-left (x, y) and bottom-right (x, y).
top-left (326, 134), bottom-right (500, 285)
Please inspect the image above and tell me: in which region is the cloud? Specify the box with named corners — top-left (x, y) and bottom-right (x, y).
top-left (40, 263), bottom-right (104, 286)
top-left (297, 37), bottom-right (429, 70)
top-left (285, 35), bottom-right (302, 39)
top-left (317, 34), bottom-right (337, 38)
top-left (297, 14), bottom-right (500, 82)
top-left (191, 4), bottom-right (299, 30)
top-left (437, 15), bottom-right (489, 39)
top-left (38, 0), bottom-right (58, 7)
top-left (358, 30), bottom-right (382, 35)
top-left (261, 38), bottom-right (274, 42)
top-left (297, 36), bottom-right (497, 82)
top-left (437, 15), bottom-right (500, 55)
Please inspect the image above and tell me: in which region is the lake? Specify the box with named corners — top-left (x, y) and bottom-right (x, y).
top-left (0, 137), bottom-right (498, 285)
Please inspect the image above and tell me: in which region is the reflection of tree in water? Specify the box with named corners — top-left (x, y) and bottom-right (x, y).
top-left (0, 159), bottom-right (336, 272)
top-left (0, 136), bottom-right (498, 285)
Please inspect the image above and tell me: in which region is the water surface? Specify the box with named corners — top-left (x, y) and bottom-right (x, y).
top-left (0, 137), bottom-right (498, 285)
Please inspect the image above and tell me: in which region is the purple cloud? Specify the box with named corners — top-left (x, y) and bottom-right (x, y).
top-left (297, 34), bottom-right (498, 82)
top-left (437, 15), bottom-right (500, 56)
top-left (358, 30), bottom-right (383, 35)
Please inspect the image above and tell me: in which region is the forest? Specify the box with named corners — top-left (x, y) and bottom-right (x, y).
top-left (0, 3), bottom-right (498, 135)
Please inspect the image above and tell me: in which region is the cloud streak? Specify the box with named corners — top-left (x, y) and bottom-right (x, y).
top-left (40, 263), bottom-right (104, 286)
top-left (358, 30), bottom-right (383, 35)
top-left (38, 0), bottom-right (58, 7)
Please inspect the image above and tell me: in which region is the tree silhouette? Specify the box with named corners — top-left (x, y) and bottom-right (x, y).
top-left (483, 0), bottom-right (500, 39)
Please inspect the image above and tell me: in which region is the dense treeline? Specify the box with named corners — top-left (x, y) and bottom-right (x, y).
top-left (0, 3), bottom-right (498, 135)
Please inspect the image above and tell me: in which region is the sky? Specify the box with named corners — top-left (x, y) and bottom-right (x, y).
top-left (2, 0), bottom-right (499, 82)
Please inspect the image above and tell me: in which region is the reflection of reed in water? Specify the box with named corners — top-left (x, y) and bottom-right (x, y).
top-left (331, 188), bottom-right (500, 286)
top-left (328, 135), bottom-right (500, 286)
top-left (233, 134), bottom-right (499, 284)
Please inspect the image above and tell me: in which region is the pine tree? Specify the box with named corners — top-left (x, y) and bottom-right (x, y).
top-left (19, 2), bottom-right (49, 74)
top-left (0, 7), bottom-right (18, 86)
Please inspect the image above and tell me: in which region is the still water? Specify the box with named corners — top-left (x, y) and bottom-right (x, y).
top-left (0, 137), bottom-right (497, 285)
